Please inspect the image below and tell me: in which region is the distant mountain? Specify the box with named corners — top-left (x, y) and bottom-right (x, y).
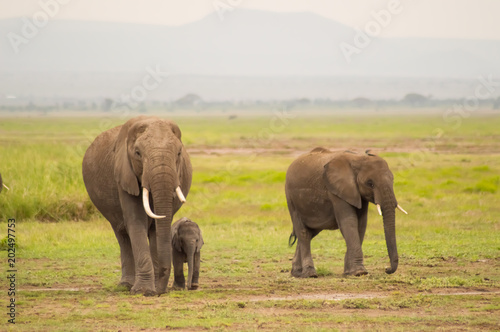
top-left (1, 9), bottom-right (499, 76)
top-left (0, 9), bottom-right (499, 100)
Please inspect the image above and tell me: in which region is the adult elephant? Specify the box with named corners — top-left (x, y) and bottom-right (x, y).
top-left (286, 148), bottom-right (407, 278)
top-left (82, 116), bottom-right (192, 296)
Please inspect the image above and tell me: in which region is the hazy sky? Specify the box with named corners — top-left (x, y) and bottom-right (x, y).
top-left (1, 0), bottom-right (499, 40)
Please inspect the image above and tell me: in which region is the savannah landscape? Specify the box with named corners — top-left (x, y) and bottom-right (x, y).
top-left (1, 109), bottom-right (499, 331)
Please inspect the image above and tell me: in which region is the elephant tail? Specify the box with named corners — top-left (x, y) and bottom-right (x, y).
top-left (288, 231), bottom-right (297, 247)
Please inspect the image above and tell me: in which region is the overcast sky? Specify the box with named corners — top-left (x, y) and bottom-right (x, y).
top-left (1, 0), bottom-right (499, 40)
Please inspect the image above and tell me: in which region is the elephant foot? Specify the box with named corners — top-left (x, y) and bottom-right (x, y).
top-left (188, 283), bottom-right (199, 290)
top-left (130, 283), bottom-right (157, 297)
top-left (155, 278), bottom-right (170, 295)
top-left (172, 282), bottom-right (185, 290)
top-left (354, 269), bottom-right (368, 277)
top-left (130, 288), bottom-right (157, 297)
top-left (118, 280), bottom-right (134, 291)
top-left (291, 267), bottom-right (302, 278)
top-left (344, 266), bottom-right (368, 277)
top-left (300, 266), bottom-right (318, 278)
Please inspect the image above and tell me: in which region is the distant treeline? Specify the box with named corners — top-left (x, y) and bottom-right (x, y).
top-left (1, 93), bottom-right (500, 112)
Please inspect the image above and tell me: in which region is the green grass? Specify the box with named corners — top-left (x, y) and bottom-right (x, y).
top-left (1, 111), bottom-right (500, 331)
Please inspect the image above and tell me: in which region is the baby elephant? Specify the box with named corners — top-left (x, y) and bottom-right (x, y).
top-left (172, 218), bottom-right (204, 290)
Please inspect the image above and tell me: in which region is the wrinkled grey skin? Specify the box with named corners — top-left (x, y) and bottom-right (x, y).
top-left (82, 116), bottom-right (192, 296)
top-left (172, 218), bottom-right (204, 290)
top-left (286, 148), bottom-right (400, 278)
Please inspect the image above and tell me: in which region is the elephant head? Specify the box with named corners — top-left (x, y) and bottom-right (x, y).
top-left (323, 151), bottom-right (406, 274)
top-left (114, 116), bottom-right (191, 293)
top-left (172, 218), bottom-right (204, 290)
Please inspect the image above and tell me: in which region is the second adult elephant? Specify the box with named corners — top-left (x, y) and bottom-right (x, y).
top-left (286, 148), bottom-right (407, 278)
top-left (82, 116), bottom-right (192, 296)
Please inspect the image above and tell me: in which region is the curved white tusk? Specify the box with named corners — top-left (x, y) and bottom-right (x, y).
top-left (376, 204), bottom-right (382, 216)
top-left (397, 204), bottom-right (408, 215)
top-left (3, 183), bottom-right (10, 190)
top-left (175, 186), bottom-right (186, 203)
top-left (142, 188), bottom-right (166, 219)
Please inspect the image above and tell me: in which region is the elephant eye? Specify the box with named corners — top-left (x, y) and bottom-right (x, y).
top-left (135, 150), bottom-right (141, 158)
top-left (366, 180), bottom-right (374, 188)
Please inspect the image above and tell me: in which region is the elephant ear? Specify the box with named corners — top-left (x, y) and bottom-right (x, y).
top-left (196, 230), bottom-right (204, 253)
top-left (113, 123), bottom-right (140, 196)
top-left (323, 156), bottom-right (362, 209)
top-left (172, 233), bottom-right (182, 252)
top-left (168, 121), bottom-right (182, 142)
top-left (171, 220), bottom-right (183, 252)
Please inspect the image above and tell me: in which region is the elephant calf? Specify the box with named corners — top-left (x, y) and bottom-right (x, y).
top-left (172, 218), bottom-right (204, 290)
top-left (286, 148), bottom-right (407, 278)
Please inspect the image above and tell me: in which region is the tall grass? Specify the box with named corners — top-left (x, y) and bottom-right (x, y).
top-left (1, 114), bottom-right (500, 223)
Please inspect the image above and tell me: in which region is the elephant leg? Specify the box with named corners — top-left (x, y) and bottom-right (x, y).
top-left (288, 204), bottom-right (317, 278)
top-left (296, 226), bottom-right (318, 278)
top-left (289, 205), bottom-right (304, 277)
top-left (114, 230), bottom-right (135, 289)
top-left (339, 223), bottom-right (367, 276)
top-left (119, 191), bottom-right (156, 296)
top-left (172, 250), bottom-right (185, 289)
top-left (291, 244), bottom-right (302, 277)
top-left (127, 226), bottom-right (156, 295)
top-left (148, 222), bottom-right (159, 289)
top-left (332, 196), bottom-right (367, 276)
top-left (190, 251), bottom-right (200, 290)
top-left (292, 231), bottom-right (321, 276)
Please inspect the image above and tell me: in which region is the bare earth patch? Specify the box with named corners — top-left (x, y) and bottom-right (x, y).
top-left (188, 140), bottom-right (500, 157)
top-left (247, 289), bottom-right (500, 302)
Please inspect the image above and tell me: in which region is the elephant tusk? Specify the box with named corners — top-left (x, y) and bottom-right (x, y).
top-left (3, 183), bottom-right (9, 190)
top-left (376, 204), bottom-right (382, 216)
top-left (397, 204), bottom-right (408, 215)
top-left (142, 188), bottom-right (166, 219)
top-left (175, 186), bottom-right (186, 203)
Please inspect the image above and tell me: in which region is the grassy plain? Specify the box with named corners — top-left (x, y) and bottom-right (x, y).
top-left (1, 110), bottom-right (499, 331)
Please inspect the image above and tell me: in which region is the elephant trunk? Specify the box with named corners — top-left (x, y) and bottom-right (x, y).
top-left (381, 187), bottom-right (399, 274)
top-left (186, 244), bottom-right (196, 290)
top-left (149, 169), bottom-right (175, 294)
